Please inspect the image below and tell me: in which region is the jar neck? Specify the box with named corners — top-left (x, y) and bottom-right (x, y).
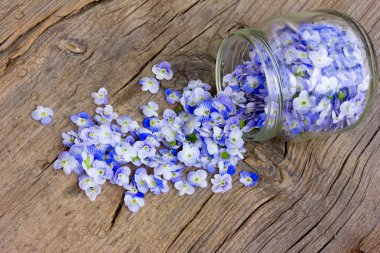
top-left (215, 28), bottom-right (283, 141)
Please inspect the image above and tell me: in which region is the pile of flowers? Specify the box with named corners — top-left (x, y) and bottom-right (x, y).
top-left (272, 22), bottom-right (370, 137)
top-left (221, 22), bottom-right (370, 139)
top-left (41, 61), bottom-right (259, 213)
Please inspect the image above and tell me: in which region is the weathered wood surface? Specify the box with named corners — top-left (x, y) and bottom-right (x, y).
top-left (0, 0), bottom-right (379, 252)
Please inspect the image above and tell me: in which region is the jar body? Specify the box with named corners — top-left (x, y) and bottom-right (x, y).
top-left (216, 10), bottom-right (378, 141)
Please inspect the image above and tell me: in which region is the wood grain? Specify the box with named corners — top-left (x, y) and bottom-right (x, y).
top-left (0, 0), bottom-right (379, 252)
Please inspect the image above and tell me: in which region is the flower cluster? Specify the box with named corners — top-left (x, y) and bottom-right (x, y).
top-left (272, 22), bottom-right (370, 137)
top-left (221, 22), bottom-right (370, 139)
top-left (221, 48), bottom-right (269, 133)
top-left (54, 62), bottom-right (259, 213)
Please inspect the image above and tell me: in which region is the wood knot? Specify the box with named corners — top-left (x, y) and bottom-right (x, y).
top-left (58, 38), bottom-right (86, 54)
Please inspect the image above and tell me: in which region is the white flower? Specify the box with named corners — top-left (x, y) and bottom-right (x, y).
top-left (139, 77), bottom-right (160, 93)
top-left (187, 170), bottom-right (208, 188)
top-left (302, 30), bottom-right (321, 44)
top-left (309, 46), bottom-right (333, 68)
top-left (204, 138), bottom-right (218, 155)
top-left (177, 143), bottom-right (200, 166)
top-left (85, 184), bottom-right (101, 201)
top-left (91, 87), bottom-right (108, 105)
top-left (124, 195), bottom-right (145, 213)
top-left (152, 61), bottom-right (173, 80)
top-left (226, 129), bottom-right (244, 149)
top-left (315, 76), bottom-right (339, 95)
top-left (293, 90), bottom-right (315, 114)
top-left (211, 174), bottom-right (232, 193)
top-left (53, 151), bottom-right (80, 175)
top-left (160, 126), bottom-right (176, 142)
top-left (140, 101), bottom-right (159, 117)
top-left (316, 97), bottom-right (331, 112)
top-left (31, 106), bottom-right (54, 125)
top-left (174, 181), bottom-right (195, 196)
top-left (340, 101), bottom-right (356, 118)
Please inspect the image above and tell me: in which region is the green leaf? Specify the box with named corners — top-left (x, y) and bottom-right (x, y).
top-left (167, 140), bottom-right (176, 147)
top-left (220, 152), bottom-right (229, 159)
top-left (174, 106), bottom-right (183, 113)
top-left (240, 120), bottom-right (246, 128)
top-left (295, 66), bottom-right (304, 77)
top-left (186, 133), bottom-right (197, 143)
top-left (131, 156), bottom-right (139, 162)
top-left (338, 91), bottom-right (345, 101)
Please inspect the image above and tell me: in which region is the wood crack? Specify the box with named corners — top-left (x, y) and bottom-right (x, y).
top-left (107, 192), bottom-right (125, 232)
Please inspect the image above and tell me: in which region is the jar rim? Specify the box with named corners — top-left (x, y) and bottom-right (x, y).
top-left (215, 29), bottom-right (283, 141)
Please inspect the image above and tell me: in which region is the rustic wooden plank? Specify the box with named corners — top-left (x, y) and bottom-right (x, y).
top-left (0, 0), bottom-right (379, 252)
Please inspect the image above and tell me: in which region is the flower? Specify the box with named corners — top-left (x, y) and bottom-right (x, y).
top-left (339, 101), bottom-right (356, 118)
top-left (174, 181), bottom-right (195, 196)
top-left (152, 61), bottom-right (173, 80)
top-left (31, 106), bottom-right (54, 125)
top-left (140, 101), bottom-right (159, 117)
top-left (187, 170), bottom-right (207, 188)
top-left (85, 184), bottom-right (101, 201)
top-left (70, 112), bottom-right (93, 127)
top-left (79, 174), bottom-right (97, 190)
top-left (154, 162), bottom-right (178, 180)
top-left (165, 88), bottom-right (182, 104)
top-left (225, 129), bottom-right (244, 149)
top-left (95, 105), bottom-right (118, 123)
top-left (204, 138), bottom-right (218, 155)
top-left (211, 174), bottom-right (232, 193)
top-left (139, 77), bottom-right (160, 93)
top-left (309, 46), bottom-right (333, 68)
top-left (293, 90), bottom-right (315, 114)
top-left (53, 151), bottom-right (81, 175)
top-left (113, 166), bottom-right (131, 186)
top-left (124, 194), bottom-right (145, 213)
top-left (239, 170), bottom-right (259, 187)
top-left (62, 130), bottom-right (78, 147)
top-left (315, 76), bottom-right (339, 95)
top-left (87, 160), bottom-right (113, 184)
top-left (91, 87), bottom-right (108, 105)
top-left (177, 143), bottom-right (200, 166)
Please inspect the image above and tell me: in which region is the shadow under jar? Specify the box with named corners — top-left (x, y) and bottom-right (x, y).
top-left (216, 9), bottom-right (378, 141)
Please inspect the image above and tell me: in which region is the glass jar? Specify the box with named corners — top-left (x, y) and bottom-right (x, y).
top-left (215, 9), bottom-right (378, 141)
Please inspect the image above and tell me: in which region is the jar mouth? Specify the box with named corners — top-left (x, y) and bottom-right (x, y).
top-left (215, 29), bottom-right (283, 141)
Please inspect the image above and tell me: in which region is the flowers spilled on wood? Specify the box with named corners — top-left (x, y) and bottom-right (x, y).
top-left (53, 61), bottom-right (259, 213)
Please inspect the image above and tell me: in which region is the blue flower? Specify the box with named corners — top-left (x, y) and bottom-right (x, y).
top-left (62, 130), bottom-right (78, 147)
top-left (124, 194), bottom-right (145, 213)
top-left (87, 160), bottom-right (113, 184)
top-left (211, 174), bottom-right (232, 193)
top-left (218, 161), bottom-right (236, 176)
top-left (85, 184), bottom-right (101, 201)
top-left (139, 77), bottom-right (160, 93)
top-left (91, 87), bottom-right (108, 105)
top-left (165, 88), bottom-right (182, 104)
top-left (152, 61), bottom-right (173, 80)
top-left (140, 101), bottom-right (159, 117)
top-left (31, 106), bottom-right (54, 125)
top-left (95, 105), bottom-right (118, 123)
top-left (53, 151), bottom-right (81, 175)
top-left (187, 170), bottom-right (208, 188)
top-left (70, 112), bottom-right (93, 127)
top-left (113, 166), bottom-right (131, 186)
top-left (239, 170), bottom-right (259, 187)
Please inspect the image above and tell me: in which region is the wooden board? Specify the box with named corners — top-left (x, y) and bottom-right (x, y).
top-left (0, 0), bottom-right (379, 252)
